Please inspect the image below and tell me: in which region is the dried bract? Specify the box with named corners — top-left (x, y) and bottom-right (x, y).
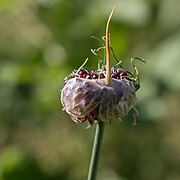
top-left (61, 74), bottom-right (137, 125)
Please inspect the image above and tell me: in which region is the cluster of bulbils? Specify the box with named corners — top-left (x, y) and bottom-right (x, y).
top-left (64, 67), bottom-right (129, 83)
top-left (61, 65), bottom-right (138, 127)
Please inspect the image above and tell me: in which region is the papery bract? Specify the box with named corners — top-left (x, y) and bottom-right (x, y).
top-left (61, 76), bottom-right (136, 125)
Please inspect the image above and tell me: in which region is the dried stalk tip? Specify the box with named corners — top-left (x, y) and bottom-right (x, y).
top-left (105, 6), bottom-right (115, 86)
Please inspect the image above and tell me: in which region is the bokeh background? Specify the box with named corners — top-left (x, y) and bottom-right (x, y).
top-left (0, 0), bottom-right (180, 179)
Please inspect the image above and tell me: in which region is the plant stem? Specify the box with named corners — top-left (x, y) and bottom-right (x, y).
top-left (87, 7), bottom-right (115, 180)
top-left (87, 121), bottom-right (105, 180)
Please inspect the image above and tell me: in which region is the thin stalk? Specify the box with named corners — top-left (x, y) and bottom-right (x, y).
top-left (87, 121), bottom-right (105, 180)
top-left (87, 7), bottom-right (115, 180)
top-left (105, 6), bottom-right (115, 86)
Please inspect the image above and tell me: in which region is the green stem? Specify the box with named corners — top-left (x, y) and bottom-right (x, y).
top-left (87, 121), bottom-right (105, 180)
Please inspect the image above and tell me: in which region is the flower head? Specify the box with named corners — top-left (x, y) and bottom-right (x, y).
top-left (60, 7), bottom-right (145, 127)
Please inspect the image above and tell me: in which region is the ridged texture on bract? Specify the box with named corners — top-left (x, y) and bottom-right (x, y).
top-left (61, 77), bottom-right (137, 124)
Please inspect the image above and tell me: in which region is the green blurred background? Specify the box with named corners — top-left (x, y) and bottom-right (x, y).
top-left (0, 0), bottom-right (180, 179)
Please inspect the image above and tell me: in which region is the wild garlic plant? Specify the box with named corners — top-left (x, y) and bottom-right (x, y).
top-left (61, 6), bottom-right (145, 180)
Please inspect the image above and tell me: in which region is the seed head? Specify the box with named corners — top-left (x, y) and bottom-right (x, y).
top-left (60, 6), bottom-right (145, 127)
